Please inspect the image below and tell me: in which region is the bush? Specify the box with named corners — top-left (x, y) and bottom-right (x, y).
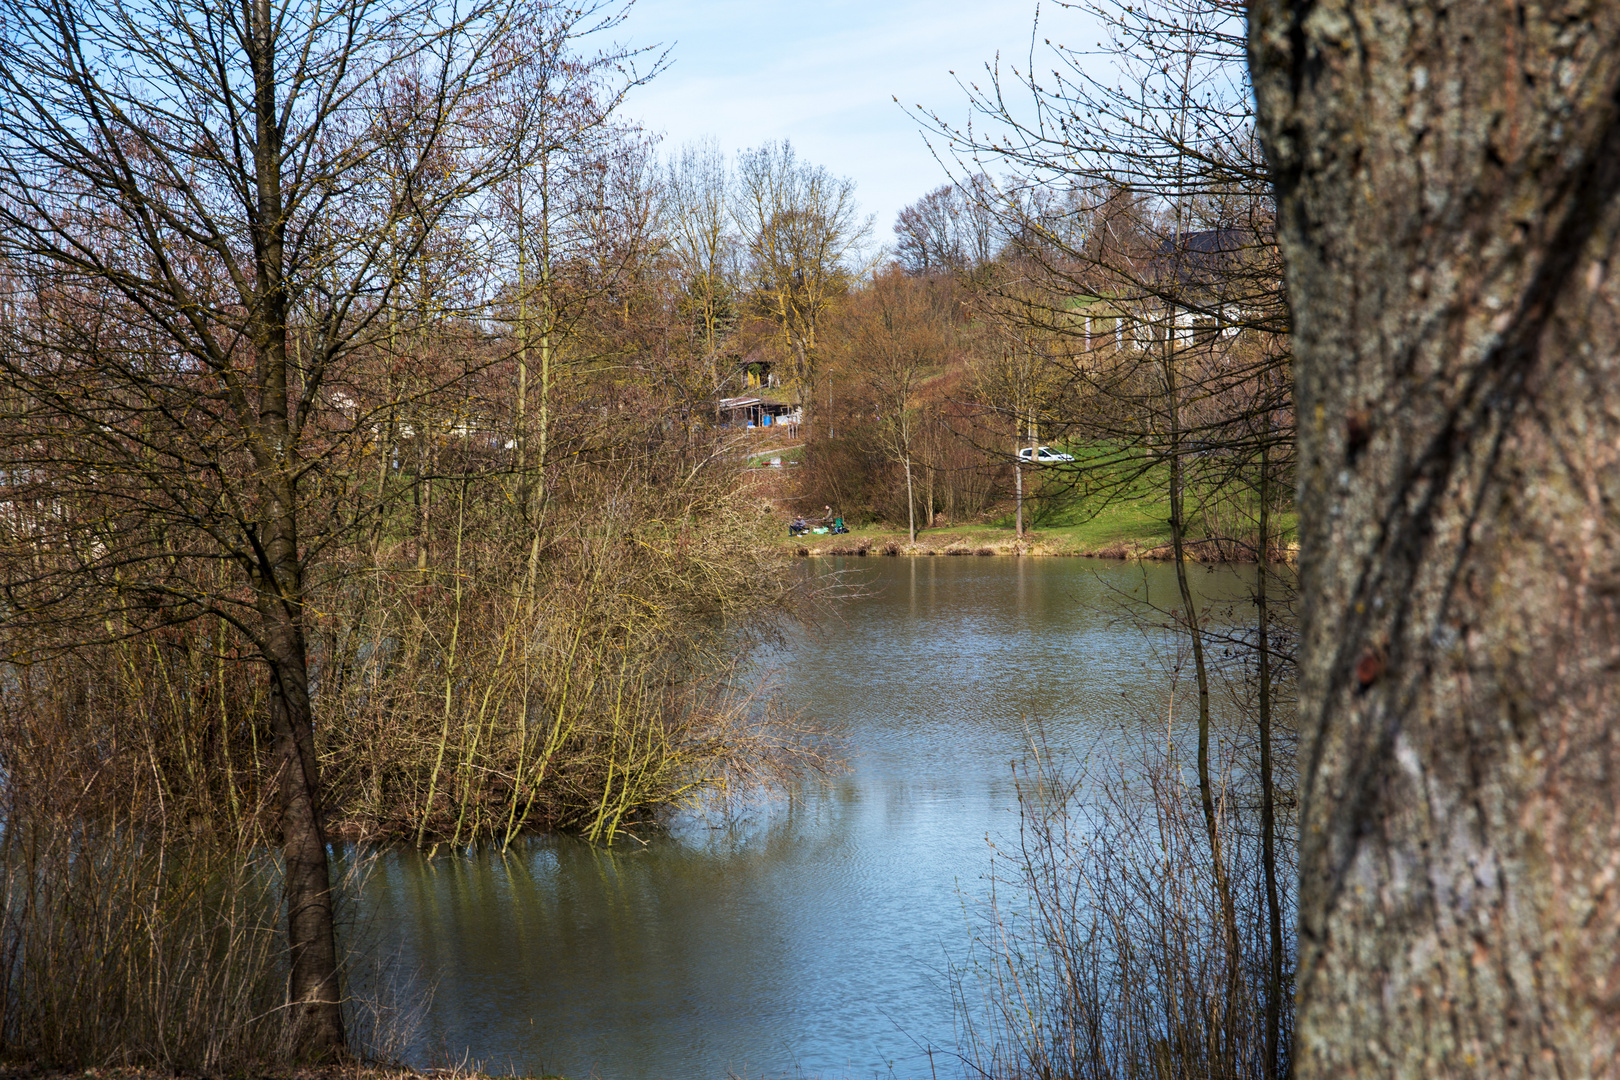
top-left (0, 783), bottom-right (285, 1069)
top-left (957, 717), bottom-right (1296, 1080)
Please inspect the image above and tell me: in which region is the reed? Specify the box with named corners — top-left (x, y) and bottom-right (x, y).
top-left (956, 701), bottom-right (1297, 1079)
top-left (313, 466), bottom-right (827, 847)
top-left (0, 731), bottom-right (285, 1069)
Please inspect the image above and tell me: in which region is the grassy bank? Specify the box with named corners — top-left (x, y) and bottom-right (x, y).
top-left (777, 508), bottom-right (1169, 558)
top-left (777, 480), bottom-right (1296, 561)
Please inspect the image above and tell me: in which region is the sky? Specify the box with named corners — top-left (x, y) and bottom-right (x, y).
top-left (612, 0), bottom-right (1107, 255)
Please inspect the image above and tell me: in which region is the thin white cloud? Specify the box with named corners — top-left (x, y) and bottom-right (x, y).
top-left (616, 0), bottom-right (1107, 236)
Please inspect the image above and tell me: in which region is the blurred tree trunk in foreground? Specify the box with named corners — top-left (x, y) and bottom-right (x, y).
top-left (1250, 1), bottom-right (1620, 1072)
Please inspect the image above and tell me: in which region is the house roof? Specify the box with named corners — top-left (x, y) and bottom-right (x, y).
top-left (1151, 228), bottom-right (1252, 293)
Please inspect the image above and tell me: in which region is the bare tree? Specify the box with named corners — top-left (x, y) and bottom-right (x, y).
top-left (667, 138), bottom-right (739, 393)
top-left (489, 0), bottom-right (663, 520)
top-left (973, 287), bottom-right (1071, 539)
top-left (1251, 1), bottom-right (1620, 1073)
top-left (894, 184), bottom-right (966, 276)
top-left (735, 140), bottom-right (873, 419)
top-left (919, 4), bottom-right (1297, 1074)
top-left (840, 269), bottom-right (950, 541)
top-left (0, 0), bottom-right (511, 1056)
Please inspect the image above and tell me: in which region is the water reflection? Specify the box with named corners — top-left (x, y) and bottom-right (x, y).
top-left (353, 557), bottom-right (1255, 1079)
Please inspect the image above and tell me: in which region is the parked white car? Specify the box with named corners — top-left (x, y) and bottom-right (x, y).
top-left (1017, 445), bottom-right (1076, 464)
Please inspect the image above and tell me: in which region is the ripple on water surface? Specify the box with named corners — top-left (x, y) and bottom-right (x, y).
top-left (353, 556), bottom-right (1255, 1080)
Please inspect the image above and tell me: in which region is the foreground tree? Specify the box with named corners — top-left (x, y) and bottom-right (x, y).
top-left (1250, 1), bottom-right (1620, 1072)
top-left (0, 0), bottom-right (510, 1056)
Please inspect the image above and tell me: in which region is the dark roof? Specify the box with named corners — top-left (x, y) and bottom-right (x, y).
top-left (1151, 228), bottom-right (1252, 294)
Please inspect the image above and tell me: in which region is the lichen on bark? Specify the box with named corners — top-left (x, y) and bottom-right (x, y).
top-left (1249, 1), bottom-right (1620, 1073)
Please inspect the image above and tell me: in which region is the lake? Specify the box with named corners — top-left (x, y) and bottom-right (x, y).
top-left (351, 555), bottom-right (1255, 1079)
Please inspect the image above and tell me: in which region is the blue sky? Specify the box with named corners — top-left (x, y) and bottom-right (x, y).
top-left (617, 0), bottom-right (1106, 251)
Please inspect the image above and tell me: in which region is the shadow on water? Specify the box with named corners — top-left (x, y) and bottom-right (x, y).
top-left (348, 556), bottom-right (1258, 1079)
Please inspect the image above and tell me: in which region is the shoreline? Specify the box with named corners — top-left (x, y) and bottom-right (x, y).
top-left (780, 529), bottom-right (1297, 564)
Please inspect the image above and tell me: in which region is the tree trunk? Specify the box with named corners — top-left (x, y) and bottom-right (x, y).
top-left (905, 452), bottom-right (916, 543)
top-left (250, 1), bottom-right (343, 1050)
top-left (1013, 458), bottom-right (1023, 538)
top-left (255, 332), bottom-right (345, 1063)
top-left (263, 594), bottom-right (345, 1057)
top-left (1165, 326), bottom-right (1240, 1062)
top-left (1256, 423), bottom-right (1283, 1080)
top-left (515, 182), bottom-right (531, 519)
top-left (1250, 2), bottom-right (1620, 1072)
top-left (924, 460), bottom-right (935, 531)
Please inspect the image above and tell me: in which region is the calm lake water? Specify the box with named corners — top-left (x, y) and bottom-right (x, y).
top-left (352, 556), bottom-right (1254, 1079)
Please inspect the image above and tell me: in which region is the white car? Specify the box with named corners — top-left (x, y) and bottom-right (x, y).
top-left (1017, 445), bottom-right (1076, 464)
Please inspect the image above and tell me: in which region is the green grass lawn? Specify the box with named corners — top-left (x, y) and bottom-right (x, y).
top-left (746, 445), bottom-right (804, 467)
top-left (775, 441), bottom-right (1296, 559)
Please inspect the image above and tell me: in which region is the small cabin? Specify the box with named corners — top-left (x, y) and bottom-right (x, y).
top-left (719, 396), bottom-right (799, 431)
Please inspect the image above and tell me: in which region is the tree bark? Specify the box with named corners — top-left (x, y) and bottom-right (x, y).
top-left (263, 586), bottom-right (344, 1056)
top-left (1250, 2), bottom-right (1620, 1072)
top-left (250, 0), bottom-right (344, 1050)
